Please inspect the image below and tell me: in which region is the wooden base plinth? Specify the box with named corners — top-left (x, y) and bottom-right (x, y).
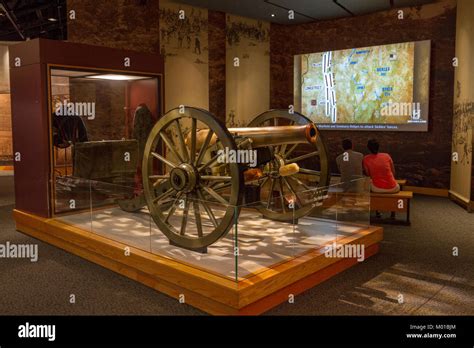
top-left (14, 209), bottom-right (383, 315)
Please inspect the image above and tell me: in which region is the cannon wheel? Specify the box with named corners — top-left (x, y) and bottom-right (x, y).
top-left (142, 107), bottom-right (243, 250)
top-left (248, 109), bottom-right (330, 221)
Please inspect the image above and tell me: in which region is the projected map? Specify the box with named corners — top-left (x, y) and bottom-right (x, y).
top-left (301, 42), bottom-right (415, 126)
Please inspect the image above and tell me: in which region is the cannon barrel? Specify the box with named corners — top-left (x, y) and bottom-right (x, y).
top-left (190, 124), bottom-right (318, 150)
top-left (227, 124), bottom-right (318, 148)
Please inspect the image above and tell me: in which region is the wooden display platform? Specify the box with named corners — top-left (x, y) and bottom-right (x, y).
top-left (14, 209), bottom-right (383, 315)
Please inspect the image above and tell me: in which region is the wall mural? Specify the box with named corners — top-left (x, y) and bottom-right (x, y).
top-left (0, 94), bottom-right (12, 164)
top-left (226, 17), bottom-right (269, 47)
top-left (452, 101), bottom-right (474, 166)
top-left (158, 0), bottom-right (209, 157)
top-left (159, 3), bottom-right (208, 65)
top-left (159, 0), bottom-right (209, 115)
top-left (450, 0), bottom-right (474, 200)
top-left (226, 15), bottom-right (270, 128)
top-left (0, 45), bottom-right (12, 164)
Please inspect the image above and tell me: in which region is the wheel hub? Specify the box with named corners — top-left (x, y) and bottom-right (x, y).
top-left (170, 163), bottom-right (198, 193)
top-left (268, 153), bottom-right (285, 178)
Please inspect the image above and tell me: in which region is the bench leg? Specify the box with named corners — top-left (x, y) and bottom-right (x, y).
top-left (406, 200), bottom-right (411, 225)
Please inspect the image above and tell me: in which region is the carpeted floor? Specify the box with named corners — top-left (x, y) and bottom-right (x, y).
top-left (1, 175), bottom-right (473, 315)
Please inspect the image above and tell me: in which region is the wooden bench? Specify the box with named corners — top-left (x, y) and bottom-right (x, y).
top-left (396, 179), bottom-right (407, 190)
top-left (322, 189), bottom-right (413, 225)
top-left (369, 190), bottom-right (413, 225)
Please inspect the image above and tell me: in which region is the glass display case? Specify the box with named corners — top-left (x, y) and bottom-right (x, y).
top-left (47, 76), bottom-right (374, 282)
top-left (46, 78), bottom-right (373, 282)
top-left (49, 66), bottom-right (162, 214)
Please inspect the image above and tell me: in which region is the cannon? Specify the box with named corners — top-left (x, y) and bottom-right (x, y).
top-left (119, 107), bottom-right (330, 251)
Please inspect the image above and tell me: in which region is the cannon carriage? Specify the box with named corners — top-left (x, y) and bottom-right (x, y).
top-left (119, 106), bottom-right (330, 251)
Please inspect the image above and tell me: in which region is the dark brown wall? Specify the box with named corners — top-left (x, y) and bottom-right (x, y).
top-left (68, 2), bottom-right (226, 124)
top-left (67, 0), bottom-right (161, 54)
top-left (66, 1), bottom-right (456, 189)
top-left (270, 1), bottom-right (456, 189)
top-left (69, 79), bottom-right (127, 141)
top-left (208, 11), bottom-right (226, 123)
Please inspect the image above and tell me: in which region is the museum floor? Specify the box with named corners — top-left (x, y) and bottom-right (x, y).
top-left (1, 175), bottom-right (473, 315)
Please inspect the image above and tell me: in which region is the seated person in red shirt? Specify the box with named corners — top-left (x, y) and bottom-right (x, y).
top-left (363, 139), bottom-right (400, 194)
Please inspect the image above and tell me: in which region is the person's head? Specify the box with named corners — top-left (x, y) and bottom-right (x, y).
top-left (367, 139), bottom-right (379, 154)
top-left (342, 138), bottom-right (353, 151)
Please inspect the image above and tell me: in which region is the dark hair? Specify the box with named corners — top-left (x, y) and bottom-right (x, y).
top-left (342, 138), bottom-right (352, 151)
top-left (367, 139), bottom-right (379, 154)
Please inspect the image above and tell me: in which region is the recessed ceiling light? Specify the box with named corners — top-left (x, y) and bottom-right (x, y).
top-left (271, 14), bottom-right (275, 17)
top-left (48, 17), bottom-right (57, 22)
top-left (86, 74), bottom-right (148, 81)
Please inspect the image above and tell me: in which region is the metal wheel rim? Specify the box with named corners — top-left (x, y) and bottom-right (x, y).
top-left (143, 107), bottom-right (243, 249)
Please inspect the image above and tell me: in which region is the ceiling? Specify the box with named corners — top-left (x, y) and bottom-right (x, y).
top-left (0, 0), bottom-right (67, 41)
top-left (0, 0), bottom-right (439, 41)
top-left (174, 0), bottom-right (437, 24)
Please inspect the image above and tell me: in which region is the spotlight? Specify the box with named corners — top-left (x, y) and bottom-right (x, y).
top-left (86, 74), bottom-right (148, 81)
top-left (271, 14), bottom-right (275, 17)
top-left (47, 17), bottom-right (57, 22)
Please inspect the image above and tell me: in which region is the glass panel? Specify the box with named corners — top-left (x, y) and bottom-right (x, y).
top-left (49, 66), bottom-right (161, 216)
top-left (336, 176), bottom-right (371, 228)
top-left (90, 179), bottom-right (152, 253)
top-left (290, 183), bottom-right (338, 261)
top-left (233, 186), bottom-right (298, 281)
top-left (50, 177), bottom-right (370, 283)
top-left (53, 177), bottom-right (93, 233)
top-left (235, 178), bottom-right (371, 280)
top-left (307, 177), bottom-right (371, 263)
top-left (53, 175), bottom-right (93, 215)
top-left (334, 177), bottom-right (371, 262)
top-left (146, 193), bottom-right (238, 282)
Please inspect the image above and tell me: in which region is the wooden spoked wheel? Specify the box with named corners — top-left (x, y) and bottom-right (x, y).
top-left (142, 107), bottom-right (243, 250)
top-left (247, 110), bottom-right (330, 221)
